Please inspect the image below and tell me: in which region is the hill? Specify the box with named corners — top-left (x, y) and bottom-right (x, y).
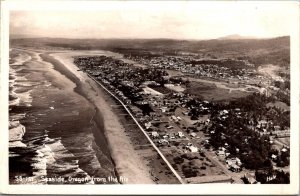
top-left (218, 34), bottom-right (257, 40)
top-left (10, 36), bottom-right (290, 67)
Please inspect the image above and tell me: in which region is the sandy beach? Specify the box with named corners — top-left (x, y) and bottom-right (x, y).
top-left (41, 50), bottom-right (155, 184)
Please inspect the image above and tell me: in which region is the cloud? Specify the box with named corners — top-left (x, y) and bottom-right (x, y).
top-left (9, 1), bottom-right (297, 39)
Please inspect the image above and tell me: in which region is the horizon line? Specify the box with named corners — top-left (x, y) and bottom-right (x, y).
top-left (9, 34), bottom-right (290, 41)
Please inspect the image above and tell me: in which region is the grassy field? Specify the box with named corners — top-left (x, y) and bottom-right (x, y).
top-left (266, 101), bottom-right (290, 111)
top-left (151, 86), bottom-right (177, 94)
top-left (164, 149), bottom-right (225, 180)
top-left (184, 81), bottom-right (250, 101)
top-left (276, 137), bottom-right (290, 146)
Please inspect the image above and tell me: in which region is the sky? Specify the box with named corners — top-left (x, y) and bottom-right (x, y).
top-left (8, 1), bottom-right (298, 40)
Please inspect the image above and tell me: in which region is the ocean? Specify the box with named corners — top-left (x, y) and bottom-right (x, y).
top-left (9, 49), bottom-right (117, 184)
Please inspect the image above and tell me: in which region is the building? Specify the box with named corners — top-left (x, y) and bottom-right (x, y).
top-left (145, 122), bottom-right (152, 129)
top-left (158, 139), bottom-right (169, 145)
top-left (226, 157), bottom-right (242, 172)
top-left (188, 146), bottom-right (198, 153)
top-left (271, 154), bottom-right (277, 160)
top-left (205, 119), bottom-right (210, 125)
top-left (160, 107), bottom-right (168, 113)
top-left (171, 115), bottom-right (178, 122)
top-left (229, 164), bottom-right (241, 172)
top-left (190, 132), bottom-right (197, 137)
top-left (177, 131), bottom-right (185, 138)
top-left (151, 131), bottom-right (159, 138)
top-left (217, 150), bottom-right (226, 156)
top-left (281, 147), bottom-right (288, 153)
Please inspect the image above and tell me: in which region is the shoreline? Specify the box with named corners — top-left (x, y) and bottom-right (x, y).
top-left (9, 49), bottom-right (119, 184)
top-left (39, 51), bottom-right (155, 184)
top-left (39, 52), bottom-right (121, 182)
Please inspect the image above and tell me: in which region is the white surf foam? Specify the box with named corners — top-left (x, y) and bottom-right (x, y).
top-left (10, 52), bottom-right (32, 65)
top-left (29, 138), bottom-right (94, 184)
top-left (9, 50), bottom-right (95, 184)
top-left (9, 51), bottom-right (33, 154)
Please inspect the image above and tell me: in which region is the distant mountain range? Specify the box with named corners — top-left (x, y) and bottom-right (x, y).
top-left (10, 34), bottom-right (43, 39)
top-left (218, 34), bottom-right (257, 40)
top-left (10, 35), bottom-right (289, 68)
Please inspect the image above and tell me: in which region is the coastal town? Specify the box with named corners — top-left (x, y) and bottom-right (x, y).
top-left (73, 52), bottom-right (290, 184)
top-left (6, 1), bottom-right (298, 193)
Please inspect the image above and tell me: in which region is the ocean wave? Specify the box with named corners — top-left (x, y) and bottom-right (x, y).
top-left (10, 133), bottom-right (95, 184)
top-left (9, 124), bottom-right (26, 142)
top-left (9, 120), bottom-right (21, 129)
top-left (29, 137), bottom-right (94, 184)
top-left (9, 96), bottom-right (20, 106)
top-left (9, 123), bottom-right (27, 149)
top-left (10, 52), bottom-right (32, 66)
top-left (9, 50), bottom-right (106, 185)
top-left (12, 88), bottom-right (33, 107)
top-left (9, 113), bottom-right (26, 121)
top-left (9, 141), bottom-right (27, 148)
top-left (9, 63), bottom-right (33, 108)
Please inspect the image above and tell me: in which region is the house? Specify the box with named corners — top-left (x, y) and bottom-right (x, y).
top-left (274, 125), bottom-right (281, 131)
top-left (217, 147), bottom-right (226, 156)
top-left (171, 115), bottom-right (178, 122)
top-left (236, 158), bottom-right (242, 166)
top-left (190, 133), bottom-right (197, 138)
top-left (257, 120), bottom-right (268, 128)
top-left (226, 157), bottom-right (242, 167)
top-left (177, 131), bottom-right (185, 138)
top-left (187, 146), bottom-right (198, 153)
top-left (160, 107), bottom-right (168, 113)
top-left (145, 122), bottom-right (152, 129)
top-left (184, 142), bottom-right (198, 152)
top-left (169, 133), bottom-right (176, 139)
top-left (217, 150), bottom-right (225, 156)
top-left (220, 110), bottom-right (229, 116)
top-left (182, 111), bottom-right (189, 115)
top-left (271, 154), bottom-right (277, 160)
top-left (158, 139), bottom-right (169, 145)
top-left (205, 119), bottom-right (211, 125)
top-left (151, 131), bottom-right (159, 138)
top-left (229, 164), bottom-right (241, 172)
top-left (219, 147), bottom-right (226, 152)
